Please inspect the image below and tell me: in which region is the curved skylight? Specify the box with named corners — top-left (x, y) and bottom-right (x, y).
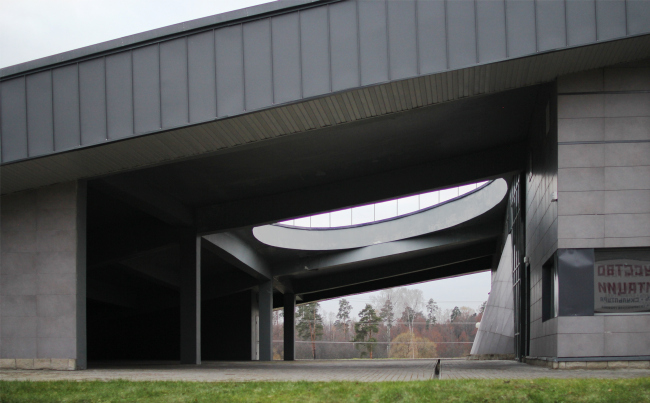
top-left (277, 181), bottom-right (489, 229)
top-left (254, 179), bottom-right (507, 250)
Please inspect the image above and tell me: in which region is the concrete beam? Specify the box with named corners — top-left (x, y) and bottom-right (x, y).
top-left (299, 256), bottom-right (494, 304)
top-left (197, 143), bottom-right (526, 233)
top-left (201, 280), bottom-right (258, 301)
top-left (290, 240), bottom-right (497, 295)
top-left (87, 278), bottom-right (180, 313)
top-left (274, 224), bottom-right (502, 277)
top-left (202, 233), bottom-right (271, 281)
top-left (120, 249), bottom-right (180, 289)
top-left (88, 232), bottom-right (178, 269)
top-left (94, 177), bottom-right (194, 227)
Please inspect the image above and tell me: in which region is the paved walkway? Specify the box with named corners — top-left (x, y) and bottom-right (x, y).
top-left (441, 360), bottom-right (650, 380)
top-left (0, 360), bottom-right (436, 382)
top-left (1, 359), bottom-right (648, 382)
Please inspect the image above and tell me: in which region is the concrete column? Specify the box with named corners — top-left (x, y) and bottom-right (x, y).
top-left (0, 181), bottom-right (86, 370)
top-left (180, 231), bottom-right (201, 365)
top-left (258, 280), bottom-right (273, 361)
top-left (283, 293), bottom-right (295, 361)
top-left (75, 182), bottom-right (87, 370)
top-left (251, 290), bottom-right (259, 360)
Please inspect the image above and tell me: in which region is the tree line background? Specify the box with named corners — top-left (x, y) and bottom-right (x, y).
top-left (272, 287), bottom-right (487, 360)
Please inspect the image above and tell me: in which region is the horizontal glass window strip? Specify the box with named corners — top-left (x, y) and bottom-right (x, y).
top-left (330, 208), bottom-right (352, 227)
top-left (420, 191), bottom-right (439, 209)
top-left (458, 183), bottom-right (478, 195)
top-left (310, 212), bottom-right (330, 228)
top-left (439, 187), bottom-right (459, 203)
top-left (293, 217), bottom-right (311, 227)
top-left (375, 199), bottom-right (398, 221)
top-left (278, 181), bottom-right (489, 228)
top-left (397, 195), bottom-right (419, 215)
top-left (352, 205), bottom-right (374, 225)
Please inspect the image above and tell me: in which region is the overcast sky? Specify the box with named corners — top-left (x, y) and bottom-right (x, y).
top-left (318, 271), bottom-right (491, 322)
top-left (1, 0), bottom-right (493, 313)
top-left (0, 0), bottom-right (275, 68)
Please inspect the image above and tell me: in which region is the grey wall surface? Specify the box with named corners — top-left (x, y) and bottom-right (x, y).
top-left (527, 63), bottom-right (650, 359)
top-left (2, 0), bottom-right (650, 164)
top-left (557, 61), bottom-right (650, 249)
top-left (526, 84), bottom-right (559, 358)
top-left (0, 181), bottom-right (85, 370)
top-left (550, 62), bottom-right (650, 359)
top-left (555, 314), bottom-right (650, 358)
top-left (471, 234), bottom-right (515, 356)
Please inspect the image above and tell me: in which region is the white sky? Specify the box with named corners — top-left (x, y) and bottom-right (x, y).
top-left (318, 271), bottom-right (492, 321)
top-left (1, 0), bottom-right (493, 310)
top-left (0, 0), bottom-right (275, 68)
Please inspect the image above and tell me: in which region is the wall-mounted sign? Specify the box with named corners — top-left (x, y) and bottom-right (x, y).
top-left (594, 259), bottom-right (650, 314)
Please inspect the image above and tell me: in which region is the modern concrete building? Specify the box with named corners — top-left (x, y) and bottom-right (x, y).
top-left (1, 0), bottom-right (649, 370)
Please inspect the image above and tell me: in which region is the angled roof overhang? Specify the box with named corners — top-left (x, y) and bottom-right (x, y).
top-left (1, 0), bottom-right (650, 195)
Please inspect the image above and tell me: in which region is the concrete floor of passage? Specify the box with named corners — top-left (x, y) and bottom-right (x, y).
top-left (1, 360), bottom-right (436, 382)
top-left (1, 360), bottom-right (649, 382)
top-left (440, 360), bottom-right (650, 380)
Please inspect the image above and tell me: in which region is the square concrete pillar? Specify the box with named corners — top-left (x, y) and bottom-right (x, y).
top-left (251, 289), bottom-right (259, 360)
top-left (283, 293), bottom-right (295, 361)
top-left (0, 181), bottom-right (86, 370)
top-left (180, 231), bottom-right (201, 364)
top-left (258, 280), bottom-right (273, 361)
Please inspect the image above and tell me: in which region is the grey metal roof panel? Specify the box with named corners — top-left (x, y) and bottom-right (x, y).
top-left (3, 1), bottom-right (649, 161)
top-left (3, 35), bottom-right (650, 195)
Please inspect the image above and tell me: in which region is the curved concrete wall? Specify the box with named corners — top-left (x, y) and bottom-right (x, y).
top-left (253, 178), bottom-right (507, 250)
top-left (2, 0), bottom-right (649, 164)
top-left (471, 234), bottom-right (515, 356)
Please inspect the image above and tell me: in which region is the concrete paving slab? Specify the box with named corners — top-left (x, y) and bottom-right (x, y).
top-left (1, 359), bottom-right (648, 382)
top-left (0, 359), bottom-right (436, 382)
top-left (441, 359), bottom-right (650, 380)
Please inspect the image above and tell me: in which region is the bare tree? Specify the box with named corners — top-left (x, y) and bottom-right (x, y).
top-left (399, 289), bottom-right (424, 359)
top-left (379, 298), bottom-right (394, 356)
top-left (371, 288), bottom-right (405, 319)
top-left (400, 288), bottom-right (424, 314)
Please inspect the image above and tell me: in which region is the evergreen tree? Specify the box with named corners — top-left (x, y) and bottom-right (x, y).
top-left (425, 298), bottom-right (439, 329)
top-left (353, 304), bottom-right (381, 358)
top-left (478, 301), bottom-right (487, 315)
top-left (450, 306), bottom-right (462, 322)
top-left (334, 298), bottom-right (352, 339)
top-left (296, 302), bottom-right (323, 359)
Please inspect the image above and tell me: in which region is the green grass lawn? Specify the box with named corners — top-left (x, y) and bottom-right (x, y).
top-left (1, 378), bottom-right (649, 402)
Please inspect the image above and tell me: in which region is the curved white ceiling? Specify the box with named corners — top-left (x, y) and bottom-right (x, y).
top-left (253, 178), bottom-right (507, 251)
